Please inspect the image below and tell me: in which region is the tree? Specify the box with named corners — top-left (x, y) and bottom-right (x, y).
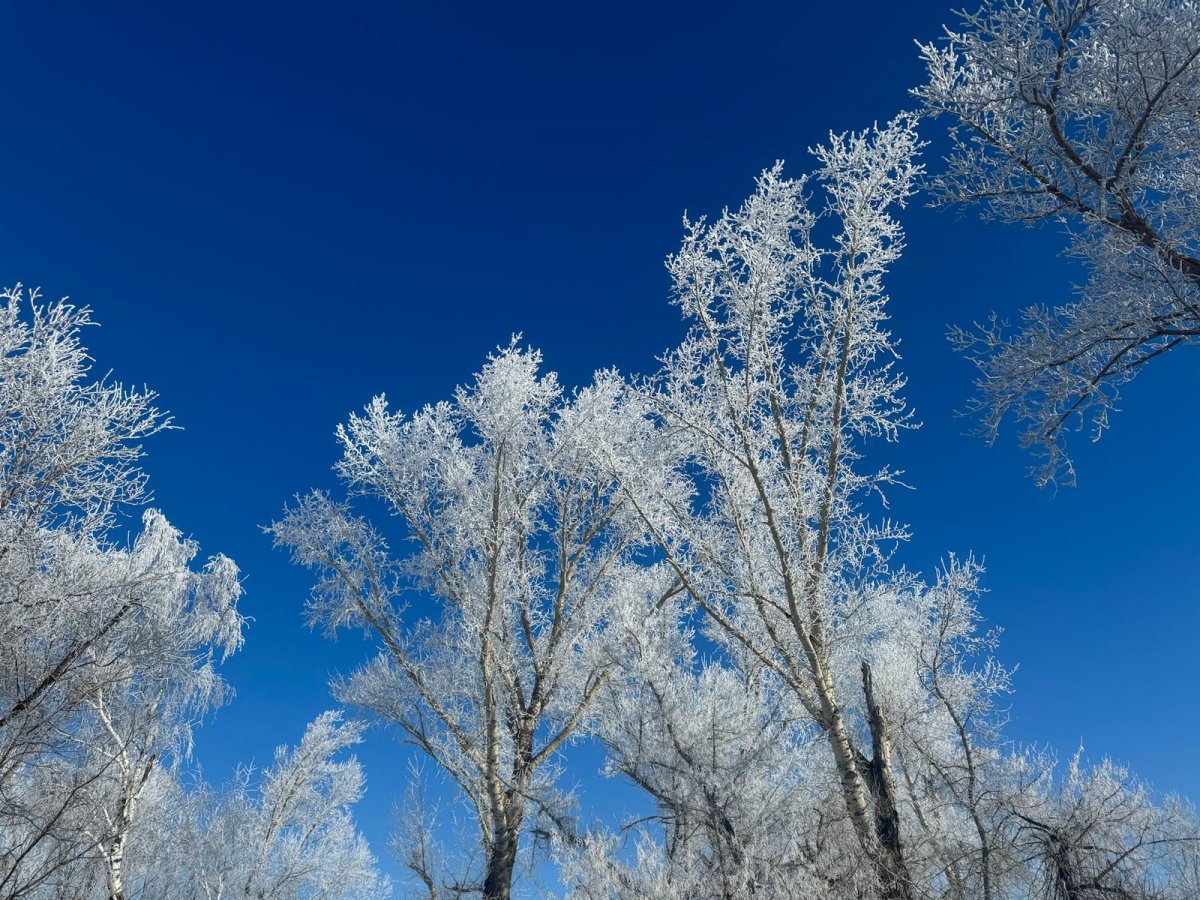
top-left (589, 116), bottom-right (1008, 900)
top-left (73, 511), bottom-right (243, 900)
top-left (0, 287), bottom-right (165, 786)
top-left (916, 0), bottom-right (1200, 486)
top-left (272, 345), bottom-right (670, 900)
top-left (630, 117), bottom-right (925, 900)
top-left (0, 287), bottom-right (243, 899)
top-left (0, 287), bottom-right (382, 899)
top-left (132, 712), bottom-right (388, 900)
top-left (981, 752), bottom-right (1200, 900)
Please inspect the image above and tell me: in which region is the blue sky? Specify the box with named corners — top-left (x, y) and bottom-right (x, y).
top-left (4, 0), bottom-right (1198, 888)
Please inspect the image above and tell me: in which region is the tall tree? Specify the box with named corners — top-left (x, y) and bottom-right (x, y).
top-left (916, 0), bottom-right (1200, 485)
top-left (0, 287), bottom-right (242, 898)
top-left (0, 287), bottom-right (382, 899)
top-left (594, 117), bottom-right (958, 900)
top-left (272, 345), bottom-right (668, 900)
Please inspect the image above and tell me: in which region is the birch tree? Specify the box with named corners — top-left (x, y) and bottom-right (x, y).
top-left (916, 0), bottom-right (1200, 485)
top-left (272, 345), bottom-right (667, 900)
top-left (0, 287), bottom-right (244, 899)
top-left (73, 512), bottom-right (243, 900)
top-left (0, 287), bottom-right (164, 789)
top-left (0, 287), bottom-right (379, 899)
top-left (635, 117), bottom-right (924, 900)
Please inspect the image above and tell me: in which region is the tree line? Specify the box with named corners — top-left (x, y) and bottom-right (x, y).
top-left (2, 1), bottom-right (1197, 897)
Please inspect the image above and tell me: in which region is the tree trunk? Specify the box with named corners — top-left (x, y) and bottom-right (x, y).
top-left (808, 662), bottom-right (912, 900)
top-left (105, 834), bottom-right (126, 900)
top-left (860, 662), bottom-right (914, 900)
top-left (482, 821), bottom-right (521, 900)
top-left (482, 758), bottom-right (530, 900)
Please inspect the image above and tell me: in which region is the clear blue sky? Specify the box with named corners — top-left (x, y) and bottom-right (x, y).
top-left (4, 0), bottom-right (1197, 889)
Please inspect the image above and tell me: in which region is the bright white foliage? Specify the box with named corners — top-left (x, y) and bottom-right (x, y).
top-left (916, 0), bottom-right (1200, 485)
top-left (558, 117), bottom-right (1198, 900)
top-left (129, 712), bottom-right (388, 900)
top-left (563, 595), bottom-right (849, 899)
top-left (0, 288), bottom-right (382, 899)
top-left (272, 343), bottom-right (667, 898)
top-left (584, 117), bottom-right (946, 899)
top-left (998, 753), bottom-right (1200, 900)
top-left (0, 287), bottom-right (242, 897)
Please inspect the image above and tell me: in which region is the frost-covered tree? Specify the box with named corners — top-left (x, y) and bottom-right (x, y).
top-left (0, 288), bottom-right (164, 780)
top-left (980, 752), bottom-right (1200, 900)
top-left (0, 288), bottom-right (243, 899)
top-left (130, 712), bottom-right (388, 900)
top-left (0, 287), bottom-right (381, 899)
top-left (587, 117), bottom-right (1022, 900)
top-left (916, 0), bottom-right (1200, 485)
top-left (272, 346), bottom-right (668, 900)
top-left (71, 512), bottom-right (243, 900)
top-left (631, 117), bottom-right (924, 900)
top-left (564, 112), bottom-right (1200, 900)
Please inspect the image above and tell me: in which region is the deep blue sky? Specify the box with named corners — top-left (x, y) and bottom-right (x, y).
top-left (4, 0), bottom-right (1198, 890)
